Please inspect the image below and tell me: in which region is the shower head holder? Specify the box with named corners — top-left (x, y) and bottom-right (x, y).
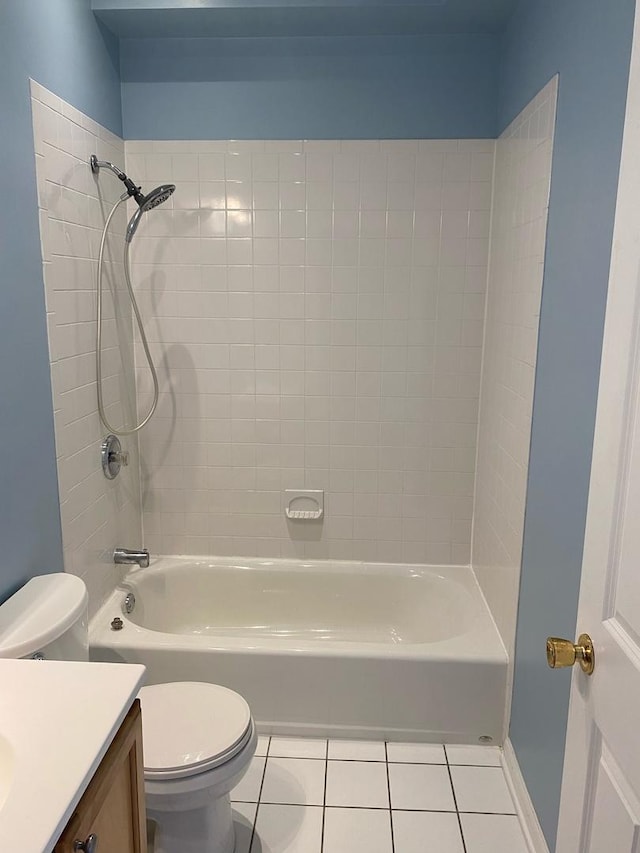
top-left (90, 154), bottom-right (176, 241)
top-left (90, 154), bottom-right (145, 204)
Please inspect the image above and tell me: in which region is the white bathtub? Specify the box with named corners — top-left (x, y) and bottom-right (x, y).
top-left (90, 556), bottom-right (508, 743)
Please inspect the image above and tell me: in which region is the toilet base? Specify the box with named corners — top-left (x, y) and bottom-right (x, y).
top-left (148, 793), bottom-right (235, 853)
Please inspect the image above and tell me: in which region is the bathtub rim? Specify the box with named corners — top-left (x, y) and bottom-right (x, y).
top-left (90, 555), bottom-right (507, 665)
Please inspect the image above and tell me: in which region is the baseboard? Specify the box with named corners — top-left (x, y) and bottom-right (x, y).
top-left (502, 738), bottom-right (550, 853)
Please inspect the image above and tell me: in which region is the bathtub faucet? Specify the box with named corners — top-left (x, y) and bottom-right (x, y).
top-left (114, 547), bottom-right (150, 569)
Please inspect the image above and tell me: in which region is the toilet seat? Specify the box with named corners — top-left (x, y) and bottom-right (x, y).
top-left (139, 682), bottom-right (253, 781)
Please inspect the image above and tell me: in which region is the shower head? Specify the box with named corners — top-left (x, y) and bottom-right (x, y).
top-left (126, 183), bottom-right (176, 243)
top-left (139, 184), bottom-right (176, 212)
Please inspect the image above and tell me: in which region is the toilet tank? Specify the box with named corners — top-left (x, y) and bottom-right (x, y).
top-left (0, 573), bottom-right (89, 661)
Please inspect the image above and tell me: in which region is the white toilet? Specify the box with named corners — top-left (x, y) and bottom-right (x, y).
top-left (0, 573), bottom-right (257, 853)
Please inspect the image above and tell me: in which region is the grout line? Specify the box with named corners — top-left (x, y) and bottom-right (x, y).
top-left (268, 755), bottom-right (328, 761)
top-left (267, 757), bottom-right (503, 768)
top-left (458, 810), bottom-right (518, 816)
top-left (247, 737), bottom-right (270, 853)
top-left (238, 802), bottom-right (515, 814)
top-left (258, 754), bottom-right (501, 767)
top-left (255, 802), bottom-right (325, 809)
top-left (442, 763), bottom-right (503, 768)
top-left (320, 740), bottom-right (328, 853)
top-left (444, 745), bottom-right (468, 853)
top-left (384, 742), bottom-right (396, 853)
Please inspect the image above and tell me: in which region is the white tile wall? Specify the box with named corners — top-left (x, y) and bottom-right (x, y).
top-left (125, 138), bottom-right (494, 562)
top-left (28, 78), bottom-right (557, 658)
top-left (472, 77), bottom-right (558, 651)
top-left (31, 81), bottom-right (142, 615)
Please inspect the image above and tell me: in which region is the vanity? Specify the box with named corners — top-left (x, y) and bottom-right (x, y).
top-left (0, 659), bottom-right (146, 853)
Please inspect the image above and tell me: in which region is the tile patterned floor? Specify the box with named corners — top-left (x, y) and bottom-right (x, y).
top-left (231, 737), bottom-right (530, 853)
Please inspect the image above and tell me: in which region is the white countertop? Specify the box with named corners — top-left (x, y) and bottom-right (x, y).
top-left (0, 658), bottom-right (146, 853)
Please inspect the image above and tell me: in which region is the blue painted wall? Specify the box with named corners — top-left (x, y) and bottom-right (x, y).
top-left (120, 34), bottom-right (500, 138)
top-left (0, 1), bottom-right (122, 601)
top-left (501, 1), bottom-right (635, 847)
top-left (93, 0), bottom-right (516, 39)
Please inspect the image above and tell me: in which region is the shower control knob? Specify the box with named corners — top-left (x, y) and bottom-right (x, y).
top-left (101, 435), bottom-right (128, 479)
top-left (113, 449), bottom-right (129, 467)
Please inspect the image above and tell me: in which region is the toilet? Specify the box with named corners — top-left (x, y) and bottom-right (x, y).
top-left (141, 681), bottom-right (257, 853)
top-left (0, 573), bottom-right (256, 853)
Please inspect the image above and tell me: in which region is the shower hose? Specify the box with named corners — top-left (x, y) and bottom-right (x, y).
top-left (96, 196), bottom-right (159, 435)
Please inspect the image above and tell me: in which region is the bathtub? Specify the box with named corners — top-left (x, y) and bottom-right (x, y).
top-left (90, 556), bottom-right (508, 743)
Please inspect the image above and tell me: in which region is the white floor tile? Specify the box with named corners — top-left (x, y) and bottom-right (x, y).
top-left (325, 760), bottom-right (390, 808)
top-left (392, 810), bottom-right (465, 853)
top-left (260, 757), bottom-right (325, 806)
top-left (323, 807), bottom-right (393, 853)
top-left (386, 742), bottom-right (447, 764)
top-left (328, 739), bottom-right (386, 761)
top-left (255, 735), bottom-right (270, 757)
top-left (233, 802), bottom-right (257, 853)
top-left (269, 736), bottom-right (327, 759)
top-left (388, 762), bottom-right (455, 811)
top-left (251, 804), bottom-right (323, 853)
top-left (460, 813), bottom-right (528, 852)
top-left (450, 766), bottom-right (516, 814)
top-left (232, 756), bottom-right (266, 803)
top-left (445, 745), bottom-right (501, 767)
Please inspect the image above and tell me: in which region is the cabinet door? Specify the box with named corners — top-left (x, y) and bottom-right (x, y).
top-left (55, 700), bottom-right (147, 853)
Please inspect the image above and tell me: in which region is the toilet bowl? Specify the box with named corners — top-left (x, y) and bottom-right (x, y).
top-left (139, 681), bottom-right (257, 853)
top-left (0, 574), bottom-right (256, 853)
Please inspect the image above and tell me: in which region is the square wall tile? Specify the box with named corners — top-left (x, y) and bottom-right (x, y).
top-left (121, 139), bottom-right (495, 562)
top-left (472, 77), bottom-right (557, 653)
top-left (31, 82), bottom-right (143, 619)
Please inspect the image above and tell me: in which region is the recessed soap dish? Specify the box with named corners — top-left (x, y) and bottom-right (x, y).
top-left (285, 489), bottom-right (324, 521)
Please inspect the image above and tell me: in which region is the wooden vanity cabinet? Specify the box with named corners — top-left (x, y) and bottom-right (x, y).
top-left (54, 700), bottom-right (147, 853)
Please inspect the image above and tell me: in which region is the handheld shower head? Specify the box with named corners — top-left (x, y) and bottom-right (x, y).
top-left (140, 184), bottom-right (175, 211)
top-left (93, 157), bottom-right (175, 436)
top-left (126, 184), bottom-right (176, 243)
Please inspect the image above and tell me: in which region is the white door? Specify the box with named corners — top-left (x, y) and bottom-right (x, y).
top-left (556, 6), bottom-right (640, 852)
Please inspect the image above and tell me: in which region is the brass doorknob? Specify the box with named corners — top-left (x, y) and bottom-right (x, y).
top-left (546, 634), bottom-right (595, 675)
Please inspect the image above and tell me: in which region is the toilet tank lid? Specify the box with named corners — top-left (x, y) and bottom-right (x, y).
top-left (0, 573), bottom-right (88, 659)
